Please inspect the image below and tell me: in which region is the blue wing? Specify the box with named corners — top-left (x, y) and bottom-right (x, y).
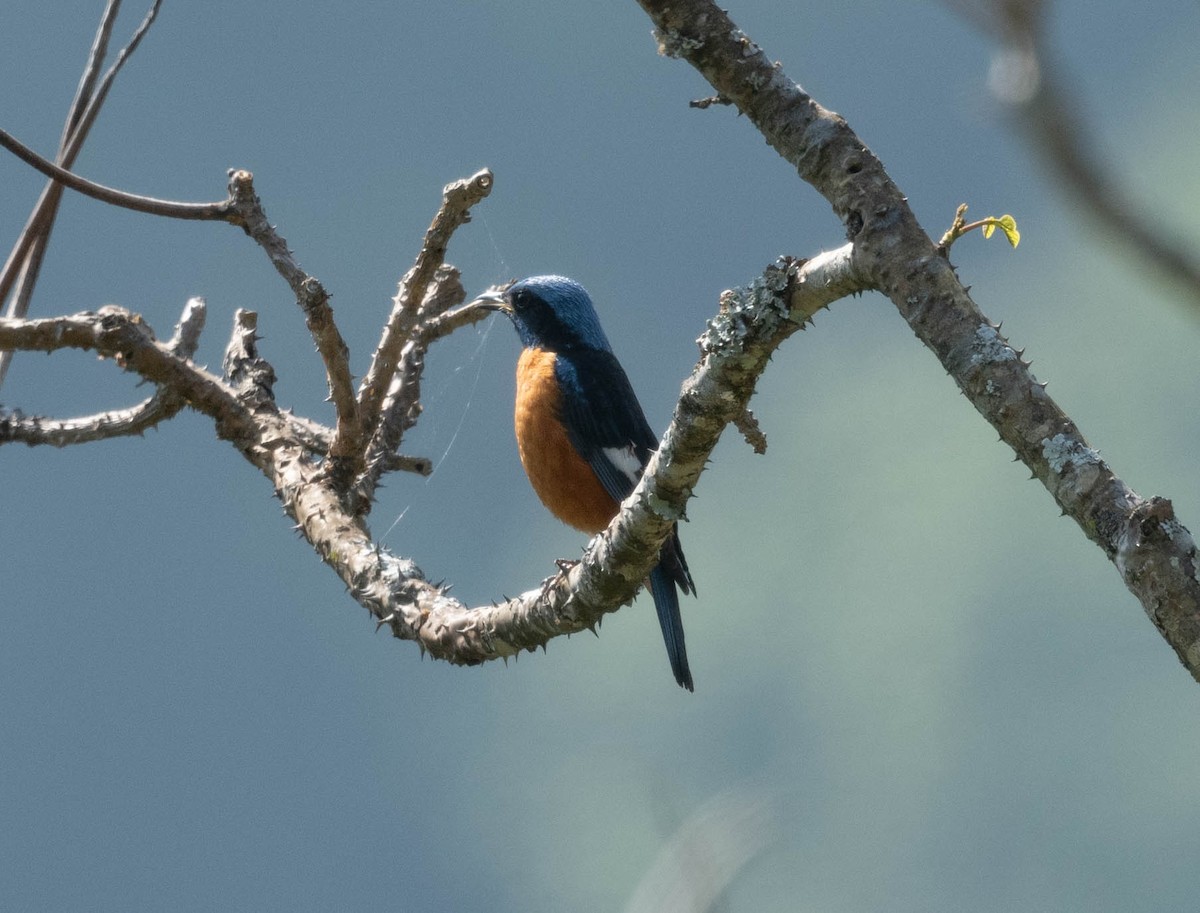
top-left (554, 349), bottom-right (657, 503)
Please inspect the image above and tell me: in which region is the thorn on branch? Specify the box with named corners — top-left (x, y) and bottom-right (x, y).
top-left (350, 172), bottom-right (495, 511)
top-left (690, 93), bottom-right (733, 109)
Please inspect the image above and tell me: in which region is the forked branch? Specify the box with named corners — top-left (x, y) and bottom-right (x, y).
top-left (635, 0), bottom-right (1200, 681)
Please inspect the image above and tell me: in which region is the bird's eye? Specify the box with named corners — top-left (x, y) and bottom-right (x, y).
top-left (512, 289), bottom-right (532, 310)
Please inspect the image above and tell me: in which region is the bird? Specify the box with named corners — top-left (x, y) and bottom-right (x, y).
top-left (473, 275), bottom-right (696, 690)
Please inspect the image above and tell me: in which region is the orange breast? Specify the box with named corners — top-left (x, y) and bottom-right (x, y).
top-left (515, 348), bottom-right (619, 534)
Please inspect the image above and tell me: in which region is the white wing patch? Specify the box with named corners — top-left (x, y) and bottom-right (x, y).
top-left (603, 444), bottom-right (643, 486)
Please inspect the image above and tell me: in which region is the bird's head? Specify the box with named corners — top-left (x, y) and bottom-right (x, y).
top-left (472, 275), bottom-right (612, 354)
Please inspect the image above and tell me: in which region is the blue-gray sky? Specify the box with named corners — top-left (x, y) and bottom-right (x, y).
top-left (3, 2), bottom-right (1200, 910)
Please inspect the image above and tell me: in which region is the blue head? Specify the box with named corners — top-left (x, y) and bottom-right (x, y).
top-left (477, 275), bottom-right (612, 354)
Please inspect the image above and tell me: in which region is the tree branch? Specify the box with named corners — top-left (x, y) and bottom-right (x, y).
top-left (349, 170), bottom-right (494, 503)
top-left (220, 169), bottom-right (360, 476)
top-left (0, 297), bottom-right (205, 447)
top-left (0, 248), bottom-right (863, 671)
top-left (634, 0), bottom-right (1200, 681)
top-left (8, 1), bottom-right (1195, 687)
top-left (0, 307), bottom-right (258, 447)
top-left (0, 0), bottom-right (163, 390)
top-left (0, 128), bottom-right (232, 221)
top-left (353, 266), bottom-right (494, 510)
top-left (369, 249), bottom-right (863, 665)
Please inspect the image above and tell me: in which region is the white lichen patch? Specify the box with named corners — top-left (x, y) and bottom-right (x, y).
top-left (1041, 433), bottom-right (1102, 474)
top-left (970, 324), bottom-right (1016, 364)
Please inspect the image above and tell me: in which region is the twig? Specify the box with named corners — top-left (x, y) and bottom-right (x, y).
top-left (0, 297), bottom-right (207, 447)
top-left (689, 93), bottom-right (732, 109)
top-left (0, 0), bottom-right (163, 389)
top-left (417, 298), bottom-right (499, 346)
top-left (352, 170), bottom-right (494, 486)
top-left (0, 128), bottom-right (231, 221)
top-left (0, 306), bottom-right (257, 445)
top-left (222, 309), bottom-right (277, 408)
top-left (352, 266), bottom-right (477, 510)
top-left (221, 170), bottom-right (360, 473)
top-left (732, 408), bottom-right (767, 454)
top-left (277, 411), bottom-right (430, 474)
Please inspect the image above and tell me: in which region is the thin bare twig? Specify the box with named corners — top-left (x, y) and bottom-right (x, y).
top-left (273, 411), bottom-right (430, 474)
top-left (417, 298), bottom-right (499, 346)
top-left (0, 0), bottom-right (163, 389)
top-left (2, 0), bottom-right (121, 312)
top-left (0, 128), bottom-right (231, 221)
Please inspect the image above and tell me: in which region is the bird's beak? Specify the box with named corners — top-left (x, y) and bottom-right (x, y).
top-left (468, 287), bottom-right (512, 315)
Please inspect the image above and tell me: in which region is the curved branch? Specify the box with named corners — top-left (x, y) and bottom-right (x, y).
top-left (635, 0), bottom-right (1200, 682)
top-left (0, 128), bottom-right (232, 221)
top-left (0, 250), bottom-right (863, 673)
top-left (367, 249), bottom-right (863, 666)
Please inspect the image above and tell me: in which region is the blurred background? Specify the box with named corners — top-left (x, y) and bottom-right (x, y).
top-left (3, 1), bottom-right (1199, 910)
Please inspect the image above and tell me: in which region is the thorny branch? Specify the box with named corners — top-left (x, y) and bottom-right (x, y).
top-left (635, 0), bottom-right (1200, 680)
top-left (1, 296), bottom-right (204, 447)
top-left (220, 170), bottom-right (361, 478)
top-left (3, 0), bottom-right (1198, 687)
top-left (350, 170), bottom-right (495, 507)
top-left (0, 125), bottom-right (488, 494)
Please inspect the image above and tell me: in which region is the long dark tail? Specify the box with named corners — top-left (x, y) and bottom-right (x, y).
top-left (649, 528), bottom-right (695, 691)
